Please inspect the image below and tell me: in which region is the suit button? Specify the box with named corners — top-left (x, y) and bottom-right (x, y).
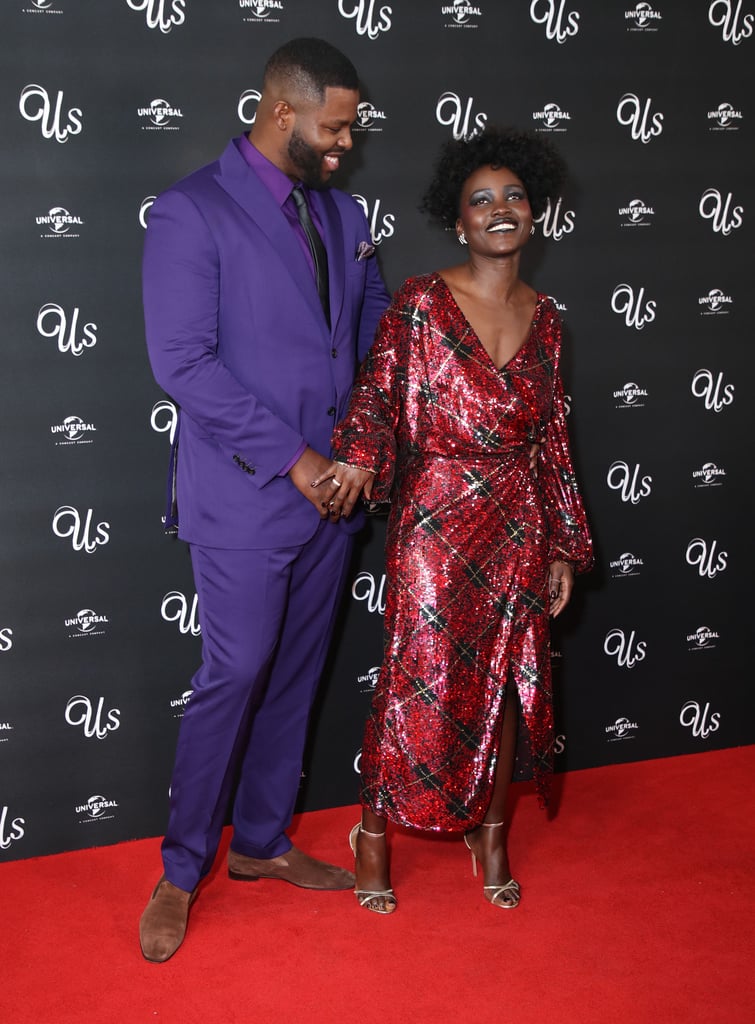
top-left (247, 467), bottom-right (256, 475)
top-left (331, 348), bottom-right (338, 358)
top-left (327, 406), bottom-right (336, 416)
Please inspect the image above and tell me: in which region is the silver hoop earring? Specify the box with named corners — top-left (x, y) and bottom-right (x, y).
top-left (458, 232), bottom-right (467, 245)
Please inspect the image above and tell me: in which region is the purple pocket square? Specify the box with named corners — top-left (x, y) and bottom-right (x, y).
top-left (356, 240), bottom-right (376, 261)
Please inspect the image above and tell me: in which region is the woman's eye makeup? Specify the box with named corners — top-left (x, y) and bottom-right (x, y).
top-left (468, 188), bottom-right (527, 206)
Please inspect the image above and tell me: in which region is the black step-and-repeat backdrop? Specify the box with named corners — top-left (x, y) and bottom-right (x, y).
top-left (2, 1), bottom-right (752, 860)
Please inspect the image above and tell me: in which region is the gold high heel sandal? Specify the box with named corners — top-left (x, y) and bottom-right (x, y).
top-left (464, 821), bottom-right (521, 909)
top-left (348, 823), bottom-right (398, 915)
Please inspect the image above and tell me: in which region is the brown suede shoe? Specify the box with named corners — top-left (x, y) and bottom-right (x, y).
top-left (228, 845), bottom-right (355, 890)
top-left (139, 876), bottom-right (197, 963)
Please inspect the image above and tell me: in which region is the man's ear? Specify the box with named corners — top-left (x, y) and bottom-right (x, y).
top-left (272, 99), bottom-right (293, 132)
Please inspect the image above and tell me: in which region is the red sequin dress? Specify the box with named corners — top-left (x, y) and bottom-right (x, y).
top-left (332, 274), bottom-right (592, 830)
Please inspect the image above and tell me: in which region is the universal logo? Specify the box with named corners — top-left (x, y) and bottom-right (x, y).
top-left (436, 91), bottom-right (487, 140)
top-left (609, 552), bottom-right (644, 578)
top-left (36, 206), bottom-right (84, 239)
top-left (0, 627), bottom-right (13, 653)
top-left (687, 626), bottom-right (720, 652)
top-left (170, 689), bottom-right (193, 719)
top-left (52, 506), bottom-right (110, 554)
top-left (138, 98), bottom-right (184, 131)
top-left (354, 748), bottom-right (362, 774)
top-left (692, 462), bottom-right (726, 488)
top-left (605, 716), bottom-right (639, 741)
top-left (680, 699), bottom-right (720, 739)
top-left (699, 288), bottom-right (733, 315)
top-left (553, 733), bottom-right (566, 755)
top-left (616, 93), bottom-right (664, 144)
top-left (352, 194), bottom-right (395, 246)
top-left (685, 537), bottom-right (728, 579)
top-left (76, 794), bottom-right (118, 823)
top-left (353, 101), bottom-right (387, 132)
top-left (357, 666), bottom-right (381, 693)
top-left (708, 0), bottom-right (753, 45)
top-left (37, 304), bottom-right (97, 356)
top-left (691, 368), bottom-right (734, 412)
top-left (618, 199), bottom-right (655, 228)
top-left (151, 399), bottom-right (178, 444)
top-left (0, 719), bottom-right (13, 744)
top-left (625, 3), bottom-right (662, 30)
top-left (611, 284), bottom-right (656, 330)
top-left (699, 188), bottom-right (743, 235)
top-left (238, 89), bottom-right (262, 126)
top-left (239, 0), bottom-right (284, 23)
top-left (531, 103), bottom-right (571, 132)
top-left (607, 461), bottom-right (652, 504)
top-left (535, 197), bottom-right (575, 240)
top-left (352, 571), bottom-right (386, 615)
top-left (0, 806), bottom-right (25, 850)
top-left (613, 381), bottom-right (648, 409)
top-left (441, 2), bottom-right (483, 29)
top-left (604, 628), bottom-right (647, 669)
top-left (337, 0), bottom-right (392, 39)
top-left (126, 0), bottom-right (186, 34)
top-left (51, 416), bottom-right (97, 446)
top-left (708, 101), bottom-right (743, 130)
top-left (529, 0), bottom-right (580, 43)
top-left (23, 0), bottom-right (64, 14)
top-left (65, 695), bottom-right (120, 739)
top-left (161, 591), bottom-right (201, 636)
top-left (19, 84), bottom-right (82, 143)
top-left (547, 294), bottom-right (568, 313)
top-left (65, 608), bottom-right (109, 639)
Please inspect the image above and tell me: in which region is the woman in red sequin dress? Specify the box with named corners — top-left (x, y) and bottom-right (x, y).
top-left (314, 129), bottom-right (592, 913)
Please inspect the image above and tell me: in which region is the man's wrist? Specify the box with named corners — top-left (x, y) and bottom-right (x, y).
top-left (279, 441), bottom-right (307, 476)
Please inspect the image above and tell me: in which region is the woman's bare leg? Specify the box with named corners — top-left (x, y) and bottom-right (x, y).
top-left (465, 686), bottom-right (520, 905)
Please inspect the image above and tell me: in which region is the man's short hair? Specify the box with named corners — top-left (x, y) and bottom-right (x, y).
top-left (263, 37), bottom-right (359, 104)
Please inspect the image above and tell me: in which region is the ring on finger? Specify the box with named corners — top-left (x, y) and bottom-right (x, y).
top-left (331, 478), bottom-right (342, 488)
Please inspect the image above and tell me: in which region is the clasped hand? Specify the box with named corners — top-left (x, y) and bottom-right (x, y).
top-left (288, 446), bottom-right (374, 520)
top-left (311, 460), bottom-right (375, 520)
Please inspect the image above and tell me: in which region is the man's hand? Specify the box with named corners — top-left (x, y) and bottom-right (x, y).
top-left (288, 447), bottom-right (341, 517)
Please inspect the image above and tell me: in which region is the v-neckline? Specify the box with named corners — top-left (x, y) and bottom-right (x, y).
top-left (434, 272), bottom-right (543, 372)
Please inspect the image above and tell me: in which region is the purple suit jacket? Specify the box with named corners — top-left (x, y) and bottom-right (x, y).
top-left (143, 138), bottom-right (390, 549)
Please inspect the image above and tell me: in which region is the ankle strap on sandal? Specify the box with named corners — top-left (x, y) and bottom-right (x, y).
top-left (359, 825), bottom-right (387, 838)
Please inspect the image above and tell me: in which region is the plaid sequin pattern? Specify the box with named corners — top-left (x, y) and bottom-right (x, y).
top-left (333, 274), bottom-right (592, 831)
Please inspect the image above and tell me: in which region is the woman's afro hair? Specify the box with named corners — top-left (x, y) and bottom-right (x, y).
top-left (420, 126), bottom-right (567, 226)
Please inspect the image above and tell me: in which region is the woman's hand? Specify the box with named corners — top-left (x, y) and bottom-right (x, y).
top-left (548, 560), bottom-right (574, 617)
top-left (311, 461), bottom-right (375, 521)
top-left (529, 442), bottom-right (540, 475)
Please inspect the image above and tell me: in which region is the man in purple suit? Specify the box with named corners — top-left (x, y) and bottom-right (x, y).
top-left (139, 38), bottom-right (390, 962)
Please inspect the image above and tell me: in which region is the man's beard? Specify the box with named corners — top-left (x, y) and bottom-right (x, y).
top-left (287, 128), bottom-right (331, 190)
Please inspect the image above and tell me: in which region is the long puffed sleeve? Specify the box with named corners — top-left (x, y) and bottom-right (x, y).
top-left (331, 289), bottom-right (411, 500)
top-left (537, 362), bottom-right (593, 575)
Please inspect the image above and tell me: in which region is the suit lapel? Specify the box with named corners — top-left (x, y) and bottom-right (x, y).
top-left (312, 189), bottom-right (345, 333)
top-left (213, 141), bottom-right (328, 333)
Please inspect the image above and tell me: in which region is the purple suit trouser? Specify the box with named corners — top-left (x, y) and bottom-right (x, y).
top-left (161, 519), bottom-right (353, 892)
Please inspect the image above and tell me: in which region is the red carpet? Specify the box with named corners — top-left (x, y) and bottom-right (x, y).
top-left (2, 747), bottom-right (753, 1024)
